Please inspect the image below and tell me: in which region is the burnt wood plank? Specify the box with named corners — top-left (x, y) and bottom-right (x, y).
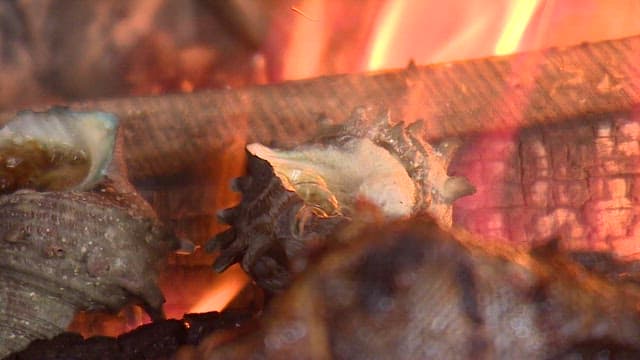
top-left (1, 36), bottom-right (638, 182)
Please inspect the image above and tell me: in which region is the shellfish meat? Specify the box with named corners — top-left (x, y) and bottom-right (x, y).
top-left (0, 109), bottom-right (118, 193)
top-left (209, 107), bottom-right (475, 291)
top-left (0, 110), bottom-right (178, 357)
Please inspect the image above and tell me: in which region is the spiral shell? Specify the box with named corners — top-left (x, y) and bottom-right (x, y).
top-left (209, 108), bottom-right (475, 291)
top-left (0, 110), bottom-right (178, 357)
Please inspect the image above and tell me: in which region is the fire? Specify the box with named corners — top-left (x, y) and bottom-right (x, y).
top-left (365, 0), bottom-right (542, 71)
top-left (365, 1), bottom-right (405, 71)
top-left (188, 265), bottom-right (249, 314)
top-left (280, 1), bottom-right (326, 80)
top-left (271, 0), bottom-right (640, 77)
top-left (184, 0), bottom-right (640, 319)
top-left (494, 1), bottom-right (541, 55)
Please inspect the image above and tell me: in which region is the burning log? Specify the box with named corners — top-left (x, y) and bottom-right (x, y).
top-left (0, 36), bottom-right (635, 265)
top-left (0, 35), bottom-right (638, 183)
top-left (195, 217), bottom-right (640, 359)
top-left (446, 106), bottom-right (640, 256)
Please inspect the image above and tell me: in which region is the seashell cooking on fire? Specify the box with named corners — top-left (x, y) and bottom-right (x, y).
top-left (208, 107), bottom-right (476, 291)
top-left (0, 110), bottom-right (179, 357)
top-left (0, 108), bottom-right (119, 194)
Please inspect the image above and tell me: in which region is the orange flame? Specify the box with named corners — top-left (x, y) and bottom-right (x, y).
top-left (188, 264), bottom-right (249, 314)
top-left (191, 0), bottom-right (538, 318)
top-left (366, 0), bottom-right (542, 71)
top-left (494, 1), bottom-right (541, 55)
top-left (281, 1), bottom-right (326, 80)
top-left (189, 0), bottom-right (640, 320)
top-left (366, 0), bottom-right (405, 71)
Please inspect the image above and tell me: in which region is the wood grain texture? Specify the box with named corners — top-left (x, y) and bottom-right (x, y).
top-left (2, 36), bottom-right (640, 268)
top-left (2, 35), bottom-right (639, 183)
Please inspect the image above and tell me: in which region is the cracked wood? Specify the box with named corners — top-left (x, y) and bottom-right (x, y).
top-left (1, 36), bottom-right (639, 183)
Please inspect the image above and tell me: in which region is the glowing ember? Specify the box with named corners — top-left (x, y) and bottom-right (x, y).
top-left (188, 264), bottom-right (249, 314)
top-left (193, 0), bottom-right (640, 320)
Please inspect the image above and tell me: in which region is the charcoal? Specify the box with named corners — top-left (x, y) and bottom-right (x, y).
top-left (3, 310), bottom-right (253, 360)
top-left (117, 320), bottom-right (185, 360)
top-left (3, 333), bottom-right (119, 360)
top-left (183, 310), bottom-right (253, 345)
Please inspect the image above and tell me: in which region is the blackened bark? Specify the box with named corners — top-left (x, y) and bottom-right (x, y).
top-left (3, 310), bottom-right (252, 360)
top-left (452, 112), bottom-right (640, 256)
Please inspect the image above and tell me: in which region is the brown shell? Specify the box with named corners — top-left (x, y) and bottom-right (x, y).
top-left (0, 110), bottom-right (178, 357)
top-left (205, 218), bottom-right (640, 359)
top-left (208, 107), bottom-right (475, 291)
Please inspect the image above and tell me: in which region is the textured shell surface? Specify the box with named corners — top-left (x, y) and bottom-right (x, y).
top-left (210, 107), bottom-right (476, 291)
top-left (247, 137), bottom-right (417, 218)
top-left (205, 218), bottom-right (640, 360)
top-left (0, 109), bottom-right (118, 193)
top-left (0, 109), bottom-right (177, 357)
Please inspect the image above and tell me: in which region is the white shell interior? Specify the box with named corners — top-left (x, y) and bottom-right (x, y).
top-left (0, 110), bottom-right (118, 190)
top-left (248, 138), bottom-right (416, 217)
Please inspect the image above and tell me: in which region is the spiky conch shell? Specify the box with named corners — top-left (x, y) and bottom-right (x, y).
top-left (0, 109), bottom-right (179, 357)
top-left (208, 107), bottom-right (475, 291)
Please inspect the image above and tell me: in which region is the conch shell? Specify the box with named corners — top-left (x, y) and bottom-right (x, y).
top-left (0, 110), bottom-right (178, 357)
top-left (209, 108), bottom-right (475, 291)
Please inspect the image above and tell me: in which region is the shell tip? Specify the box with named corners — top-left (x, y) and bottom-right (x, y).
top-left (216, 207), bottom-right (238, 224)
top-left (443, 176), bottom-right (476, 202)
top-left (205, 229), bottom-right (236, 252)
top-left (174, 238), bottom-right (197, 255)
top-left (230, 176), bottom-right (252, 192)
top-left (435, 138), bottom-right (463, 157)
top-left (407, 119), bottom-right (425, 135)
top-left (213, 256), bottom-right (236, 273)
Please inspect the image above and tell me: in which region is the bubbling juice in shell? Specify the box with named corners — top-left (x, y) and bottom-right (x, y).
top-left (0, 139), bottom-right (90, 194)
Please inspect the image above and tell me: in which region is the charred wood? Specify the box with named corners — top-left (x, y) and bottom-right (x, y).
top-left (3, 310), bottom-right (253, 360)
top-left (451, 112), bottom-right (640, 255)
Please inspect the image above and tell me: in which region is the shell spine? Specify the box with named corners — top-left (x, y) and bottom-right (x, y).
top-left (209, 107), bottom-right (475, 291)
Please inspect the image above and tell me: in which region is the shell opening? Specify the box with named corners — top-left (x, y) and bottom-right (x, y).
top-left (0, 110), bottom-right (118, 193)
top-left (247, 138), bottom-right (417, 218)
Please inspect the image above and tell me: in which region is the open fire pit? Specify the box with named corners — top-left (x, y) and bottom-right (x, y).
top-left (2, 1), bottom-right (640, 359)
